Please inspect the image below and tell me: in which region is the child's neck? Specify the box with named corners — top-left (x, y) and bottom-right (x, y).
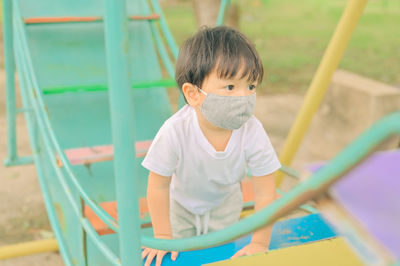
top-left (195, 108), bottom-right (232, 152)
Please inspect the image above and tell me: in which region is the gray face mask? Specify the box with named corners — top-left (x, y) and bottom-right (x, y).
top-left (196, 87), bottom-right (256, 130)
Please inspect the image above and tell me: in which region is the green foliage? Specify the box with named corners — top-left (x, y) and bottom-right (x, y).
top-left (162, 0), bottom-right (400, 93)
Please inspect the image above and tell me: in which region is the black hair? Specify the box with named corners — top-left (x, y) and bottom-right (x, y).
top-left (175, 26), bottom-right (264, 100)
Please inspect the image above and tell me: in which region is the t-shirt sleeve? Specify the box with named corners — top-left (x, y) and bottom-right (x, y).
top-left (141, 123), bottom-right (178, 177)
top-left (245, 118), bottom-right (281, 177)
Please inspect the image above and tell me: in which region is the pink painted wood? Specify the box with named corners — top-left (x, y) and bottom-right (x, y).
top-left (63, 140), bottom-right (153, 165)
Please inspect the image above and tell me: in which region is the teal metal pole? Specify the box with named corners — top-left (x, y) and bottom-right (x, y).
top-left (148, 0), bottom-right (187, 109)
top-left (216, 0), bottom-right (230, 26)
top-left (149, 22), bottom-right (175, 78)
top-left (3, 0), bottom-right (17, 164)
top-left (104, 1), bottom-right (142, 265)
top-left (150, 0), bottom-right (179, 59)
top-left (12, 4), bottom-right (119, 234)
top-left (3, 0), bottom-right (33, 167)
top-left (14, 50), bottom-right (74, 266)
top-left (14, 30), bottom-right (120, 264)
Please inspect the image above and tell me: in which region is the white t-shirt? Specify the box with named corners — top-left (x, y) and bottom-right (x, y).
top-left (142, 105), bottom-right (281, 215)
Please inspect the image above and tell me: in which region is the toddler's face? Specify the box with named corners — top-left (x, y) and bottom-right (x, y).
top-left (190, 68), bottom-right (258, 130)
top-left (182, 66), bottom-right (258, 130)
top-left (199, 69), bottom-right (257, 102)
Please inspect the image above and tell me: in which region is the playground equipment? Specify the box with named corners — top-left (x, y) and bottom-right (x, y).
top-left (2, 0), bottom-right (400, 265)
top-left (274, 0), bottom-right (369, 186)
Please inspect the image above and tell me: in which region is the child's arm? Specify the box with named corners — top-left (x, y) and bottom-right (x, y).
top-left (231, 173), bottom-right (276, 258)
top-left (147, 171), bottom-right (173, 238)
top-left (142, 171), bottom-right (178, 266)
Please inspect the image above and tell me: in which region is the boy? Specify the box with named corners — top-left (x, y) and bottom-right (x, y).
top-left (141, 26), bottom-right (281, 266)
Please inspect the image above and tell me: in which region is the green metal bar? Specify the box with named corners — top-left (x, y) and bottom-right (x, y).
top-left (243, 192), bottom-right (317, 214)
top-left (246, 164), bottom-right (300, 180)
top-left (143, 0), bottom-right (176, 81)
top-left (104, 0), bottom-right (142, 265)
top-left (149, 0), bottom-right (187, 108)
top-left (299, 203), bottom-right (318, 214)
top-left (276, 188), bottom-right (318, 214)
top-left (150, 0), bottom-right (179, 59)
top-left (243, 198), bottom-right (317, 215)
top-left (24, 16), bottom-right (159, 26)
top-left (14, 16), bottom-right (120, 265)
top-left (42, 78), bottom-right (177, 95)
top-left (142, 0), bottom-right (177, 80)
top-left (4, 156), bottom-right (34, 166)
top-left (246, 165), bottom-right (315, 213)
top-left (149, 22), bottom-right (175, 78)
top-left (31, 162), bottom-right (74, 266)
top-left (216, 0), bottom-right (231, 26)
top-left (3, 0), bottom-right (18, 166)
top-left (81, 218), bottom-right (121, 266)
top-left (14, 34), bottom-right (82, 214)
top-left (14, 40), bottom-right (73, 266)
top-left (279, 165), bottom-right (301, 179)
top-left (2, 0), bottom-right (33, 167)
top-left (13, 8), bottom-right (119, 234)
top-left (14, 31), bottom-right (120, 265)
top-left (140, 111), bottom-right (400, 251)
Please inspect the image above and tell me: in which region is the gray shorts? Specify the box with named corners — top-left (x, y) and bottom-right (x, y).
top-left (170, 188), bottom-right (243, 238)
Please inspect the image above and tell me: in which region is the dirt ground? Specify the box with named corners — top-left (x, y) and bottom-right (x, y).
top-left (0, 69), bottom-right (323, 265)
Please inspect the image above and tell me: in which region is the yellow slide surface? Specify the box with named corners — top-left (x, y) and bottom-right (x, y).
top-left (207, 237), bottom-right (363, 266)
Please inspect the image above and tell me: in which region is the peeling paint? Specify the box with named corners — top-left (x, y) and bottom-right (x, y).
top-left (288, 235), bottom-right (311, 240)
top-left (281, 229), bottom-right (292, 235)
top-left (54, 202), bottom-right (66, 232)
top-left (84, 163), bottom-right (93, 176)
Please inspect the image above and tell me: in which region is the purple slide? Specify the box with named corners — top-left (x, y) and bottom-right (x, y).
top-left (311, 150), bottom-right (400, 260)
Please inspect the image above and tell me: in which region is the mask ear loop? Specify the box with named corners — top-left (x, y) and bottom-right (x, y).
top-left (194, 85), bottom-right (207, 113)
top-left (195, 85), bottom-right (208, 96)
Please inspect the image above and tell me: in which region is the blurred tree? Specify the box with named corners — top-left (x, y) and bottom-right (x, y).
top-left (192, 0), bottom-right (239, 28)
top-left (225, 3), bottom-right (239, 28)
top-left (193, 0), bottom-right (220, 27)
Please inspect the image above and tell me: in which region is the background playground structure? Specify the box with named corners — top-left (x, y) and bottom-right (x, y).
top-left (1, 0), bottom-right (400, 265)
top-left (1, 0), bottom-right (400, 92)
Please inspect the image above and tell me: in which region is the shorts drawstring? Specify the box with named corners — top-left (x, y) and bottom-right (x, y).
top-left (195, 214), bottom-right (201, 236)
top-left (203, 212), bottom-right (210, 235)
top-left (195, 211), bottom-right (210, 236)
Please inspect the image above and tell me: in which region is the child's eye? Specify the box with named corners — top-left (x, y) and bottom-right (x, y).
top-left (248, 85), bottom-right (256, 90)
top-left (225, 85), bottom-right (234, 91)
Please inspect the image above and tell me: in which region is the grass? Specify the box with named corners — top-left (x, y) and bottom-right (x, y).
top-left (161, 0), bottom-right (400, 93)
top-left (0, 0), bottom-right (399, 93)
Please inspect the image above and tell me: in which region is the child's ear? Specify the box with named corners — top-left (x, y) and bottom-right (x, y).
top-left (182, 83), bottom-right (202, 107)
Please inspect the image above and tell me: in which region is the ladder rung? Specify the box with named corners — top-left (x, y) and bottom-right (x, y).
top-left (24, 14), bottom-right (160, 25)
top-left (58, 140), bottom-right (152, 167)
top-left (43, 79), bottom-right (177, 95)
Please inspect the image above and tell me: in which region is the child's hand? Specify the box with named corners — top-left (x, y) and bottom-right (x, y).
top-left (141, 247), bottom-right (178, 266)
top-left (231, 242), bottom-right (268, 259)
